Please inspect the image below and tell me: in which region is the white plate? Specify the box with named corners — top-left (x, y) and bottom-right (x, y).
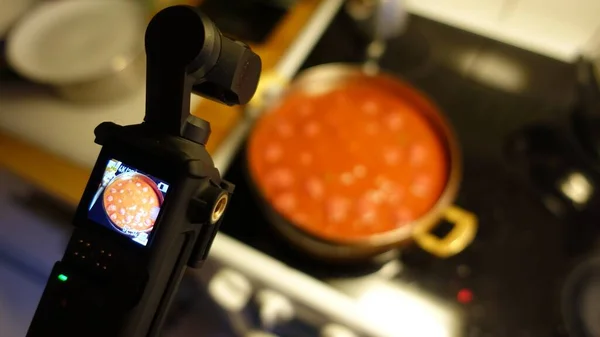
top-left (0, 0), bottom-right (38, 37)
top-left (7, 0), bottom-right (145, 84)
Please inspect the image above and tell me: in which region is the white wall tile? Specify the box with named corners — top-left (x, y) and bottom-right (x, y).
top-left (406, 0), bottom-right (600, 61)
top-left (406, 0), bottom-right (507, 39)
top-left (406, 0), bottom-right (507, 18)
top-left (583, 26), bottom-right (600, 58)
top-left (499, 0), bottom-right (600, 60)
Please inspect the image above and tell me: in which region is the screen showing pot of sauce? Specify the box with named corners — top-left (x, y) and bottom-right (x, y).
top-left (88, 159), bottom-right (170, 246)
top-left (248, 81), bottom-right (449, 243)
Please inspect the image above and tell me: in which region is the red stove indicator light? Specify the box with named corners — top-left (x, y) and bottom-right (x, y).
top-left (457, 288), bottom-right (473, 304)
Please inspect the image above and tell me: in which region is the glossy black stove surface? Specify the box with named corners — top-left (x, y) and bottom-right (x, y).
top-left (219, 9), bottom-right (599, 337)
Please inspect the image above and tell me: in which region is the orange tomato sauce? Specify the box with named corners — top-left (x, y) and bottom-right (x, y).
top-left (248, 83), bottom-right (448, 241)
top-left (103, 175), bottom-right (160, 232)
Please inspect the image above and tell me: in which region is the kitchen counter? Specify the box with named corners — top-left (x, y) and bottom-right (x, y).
top-left (0, 0), bottom-right (323, 205)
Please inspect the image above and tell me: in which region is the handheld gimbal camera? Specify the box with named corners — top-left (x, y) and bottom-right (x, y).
top-left (26, 6), bottom-right (261, 337)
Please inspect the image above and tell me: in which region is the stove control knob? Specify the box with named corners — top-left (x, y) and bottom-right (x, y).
top-left (321, 324), bottom-right (359, 337)
top-left (255, 289), bottom-right (295, 329)
top-left (208, 268), bottom-right (253, 312)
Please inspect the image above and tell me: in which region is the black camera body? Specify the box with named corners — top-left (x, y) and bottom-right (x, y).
top-left (26, 5), bottom-right (261, 337)
top-left (27, 122), bottom-right (232, 337)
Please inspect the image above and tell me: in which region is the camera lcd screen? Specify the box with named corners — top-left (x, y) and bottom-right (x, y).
top-left (88, 159), bottom-right (170, 246)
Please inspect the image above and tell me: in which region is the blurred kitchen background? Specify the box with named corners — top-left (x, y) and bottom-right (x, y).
top-left (1, 0), bottom-right (600, 337)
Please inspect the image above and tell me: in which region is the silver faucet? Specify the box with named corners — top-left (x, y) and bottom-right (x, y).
top-left (345, 0), bottom-right (408, 73)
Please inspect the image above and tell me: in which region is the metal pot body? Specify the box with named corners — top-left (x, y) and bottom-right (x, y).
top-left (247, 63), bottom-right (477, 262)
top-left (101, 171), bottom-right (163, 234)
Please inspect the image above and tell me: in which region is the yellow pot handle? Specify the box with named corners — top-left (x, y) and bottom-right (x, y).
top-left (412, 206), bottom-right (478, 258)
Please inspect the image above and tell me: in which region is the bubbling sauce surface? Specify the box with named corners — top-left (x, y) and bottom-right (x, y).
top-left (248, 83), bottom-right (448, 241)
top-left (103, 175), bottom-right (160, 232)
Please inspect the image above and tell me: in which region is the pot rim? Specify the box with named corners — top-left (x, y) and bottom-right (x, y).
top-left (102, 171), bottom-right (163, 234)
top-left (248, 63), bottom-right (462, 249)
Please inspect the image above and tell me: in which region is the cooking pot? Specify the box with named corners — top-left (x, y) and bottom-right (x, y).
top-left (246, 64), bottom-right (477, 261)
top-left (102, 172), bottom-right (164, 235)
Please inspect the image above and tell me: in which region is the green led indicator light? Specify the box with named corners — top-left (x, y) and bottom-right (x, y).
top-left (58, 274), bottom-right (68, 282)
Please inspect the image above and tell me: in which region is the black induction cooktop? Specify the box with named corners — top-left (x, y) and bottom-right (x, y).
top-left (219, 9), bottom-right (599, 337)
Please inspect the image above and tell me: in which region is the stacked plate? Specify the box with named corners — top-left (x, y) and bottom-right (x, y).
top-left (6, 0), bottom-right (147, 102)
